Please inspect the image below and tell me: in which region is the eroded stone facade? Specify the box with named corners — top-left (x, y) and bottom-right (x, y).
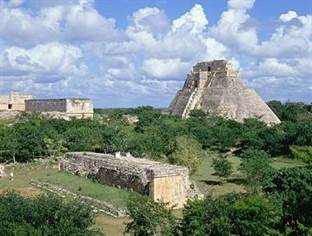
top-left (169, 60), bottom-right (281, 124)
top-left (25, 98), bottom-right (94, 119)
top-left (0, 91), bottom-right (32, 111)
top-left (0, 165), bottom-right (7, 178)
top-left (60, 152), bottom-right (200, 208)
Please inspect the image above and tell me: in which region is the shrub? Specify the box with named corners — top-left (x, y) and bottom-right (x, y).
top-left (290, 145), bottom-right (312, 165)
top-left (170, 135), bottom-right (203, 174)
top-left (264, 167), bottom-right (312, 234)
top-left (212, 155), bottom-right (232, 178)
top-left (239, 149), bottom-right (273, 193)
top-left (0, 192), bottom-right (101, 235)
top-left (180, 194), bottom-right (281, 236)
top-left (125, 195), bottom-right (177, 236)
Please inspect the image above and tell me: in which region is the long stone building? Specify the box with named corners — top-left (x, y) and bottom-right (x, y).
top-left (25, 98), bottom-right (94, 119)
top-left (0, 91), bottom-right (32, 111)
top-left (169, 60), bottom-right (281, 124)
top-left (60, 152), bottom-right (200, 208)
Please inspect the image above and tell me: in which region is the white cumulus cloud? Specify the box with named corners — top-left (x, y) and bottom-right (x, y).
top-left (0, 0), bottom-right (311, 106)
top-left (0, 42), bottom-right (86, 82)
top-left (280, 11), bottom-right (298, 22)
top-left (142, 58), bottom-right (190, 80)
top-left (172, 4), bottom-right (208, 35)
top-left (228, 0), bottom-right (255, 9)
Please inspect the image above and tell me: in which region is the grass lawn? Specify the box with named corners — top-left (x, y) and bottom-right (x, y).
top-left (38, 171), bottom-right (135, 208)
top-left (192, 151), bottom-right (306, 197)
top-left (0, 161), bottom-right (135, 235)
top-left (93, 215), bottom-right (128, 236)
top-left (271, 156), bottom-right (306, 169)
top-left (0, 161), bottom-right (135, 208)
top-left (192, 152), bottom-right (246, 197)
top-left (0, 154), bottom-right (306, 235)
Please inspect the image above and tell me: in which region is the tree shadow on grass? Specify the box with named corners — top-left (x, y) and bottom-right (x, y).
top-left (227, 178), bottom-right (246, 185)
top-left (200, 179), bottom-right (222, 185)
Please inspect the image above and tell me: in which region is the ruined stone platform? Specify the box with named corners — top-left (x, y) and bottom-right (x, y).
top-left (60, 152), bottom-right (200, 208)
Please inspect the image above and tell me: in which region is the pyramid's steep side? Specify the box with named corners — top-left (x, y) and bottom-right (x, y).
top-left (168, 60), bottom-right (281, 125)
top-left (169, 90), bottom-right (193, 116)
top-left (200, 76), bottom-right (281, 124)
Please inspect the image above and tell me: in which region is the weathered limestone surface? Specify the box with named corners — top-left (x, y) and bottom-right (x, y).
top-left (122, 114), bottom-right (139, 124)
top-left (0, 91), bottom-right (32, 111)
top-left (60, 152), bottom-right (200, 208)
top-left (0, 165), bottom-right (7, 178)
top-left (169, 60), bottom-right (281, 124)
top-left (25, 98), bottom-right (94, 119)
top-left (0, 111), bottom-right (20, 120)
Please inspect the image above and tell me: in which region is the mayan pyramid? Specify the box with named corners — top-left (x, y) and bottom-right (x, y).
top-left (168, 60), bottom-right (281, 124)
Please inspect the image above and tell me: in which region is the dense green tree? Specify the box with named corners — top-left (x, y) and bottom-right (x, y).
top-left (14, 121), bottom-right (51, 161)
top-left (64, 126), bottom-right (102, 152)
top-left (0, 192), bottom-right (102, 235)
top-left (264, 167), bottom-right (312, 235)
top-left (188, 109), bottom-right (208, 121)
top-left (0, 104), bottom-right (311, 163)
top-left (170, 135), bottom-right (203, 174)
top-left (283, 121), bottom-right (312, 147)
top-left (239, 119), bottom-right (268, 152)
top-left (267, 100), bottom-right (285, 120)
top-left (134, 106), bottom-right (163, 133)
top-left (267, 101), bottom-right (312, 122)
top-left (239, 149), bottom-right (273, 193)
top-left (125, 195), bottom-right (177, 236)
top-left (0, 126), bottom-right (17, 163)
top-left (231, 195), bottom-right (281, 236)
top-left (44, 131), bottom-right (67, 157)
top-left (289, 145), bottom-right (312, 165)
top-left (212, 155), bottom-right (232, 178)
top-left (180, 194), bottom-right (280, 236)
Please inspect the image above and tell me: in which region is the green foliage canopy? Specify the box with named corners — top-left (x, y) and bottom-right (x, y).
top-left (170, 135), bottom-right (203, 174)
top-left (0, 192), bottom-right (102, 236)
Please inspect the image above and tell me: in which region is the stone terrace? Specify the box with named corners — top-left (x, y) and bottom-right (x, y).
top-left (60, 152), bottom-right (199, 208)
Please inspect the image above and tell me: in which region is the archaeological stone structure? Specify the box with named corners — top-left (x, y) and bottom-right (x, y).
top-left (25, 98), bottom-right (94, 119)
top-left (0, 164), bottom-right (7, 178)
top-left (169, 60), bottom-right (281, 124)
top-left (0, 91), bottom-right (32, 111)
top-left (60, 152), bottom-right (200, 208)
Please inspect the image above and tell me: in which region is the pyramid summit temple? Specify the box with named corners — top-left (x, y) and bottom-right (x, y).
top-left (168, 60), bottom-right (280, 124)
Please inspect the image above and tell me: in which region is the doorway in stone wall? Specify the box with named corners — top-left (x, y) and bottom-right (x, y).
top-left (194, 80), bottom-right (199, 88)
top-left (8, 104), bottom-right (12, 110)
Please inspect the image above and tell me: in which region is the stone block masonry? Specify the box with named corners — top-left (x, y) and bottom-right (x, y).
top-left (169, 60), bottom-right (280, 124)
top-left (0, 91), bottom-right (32, 111)
top-left (60, 152), bottom-right (200, 208)
top-left (25, 98), bottom-right (94, 119)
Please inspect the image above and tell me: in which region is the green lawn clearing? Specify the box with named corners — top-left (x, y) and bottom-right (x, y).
top-left (192, 151), bottom-right (306, 197)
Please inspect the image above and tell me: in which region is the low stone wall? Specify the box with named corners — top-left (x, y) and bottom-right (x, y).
top-left (31, 180), bottom-right (126, 217)
top-left (60, 152), bottom-right (200, 208)
top-left (0, 111), bottom-right (20, 120)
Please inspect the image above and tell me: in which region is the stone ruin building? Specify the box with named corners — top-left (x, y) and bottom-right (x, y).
top-left (0, 164), bottom-right (7, 178)
top-left (0, 91), bottom-right (94, 119)
top-left (0, 91), bottom-right (32, 111)
top-left (60, 152), bottom-right (200, 208)
top-left (169, 60), bottom-right (281, 124)
top-left (25, 98), bottom-right (94, 119)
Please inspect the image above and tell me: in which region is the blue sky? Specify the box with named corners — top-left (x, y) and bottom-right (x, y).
top-left (0, 0), bottom-right (311, 107)
top-left (95, 0), bottom-right (311, 28)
